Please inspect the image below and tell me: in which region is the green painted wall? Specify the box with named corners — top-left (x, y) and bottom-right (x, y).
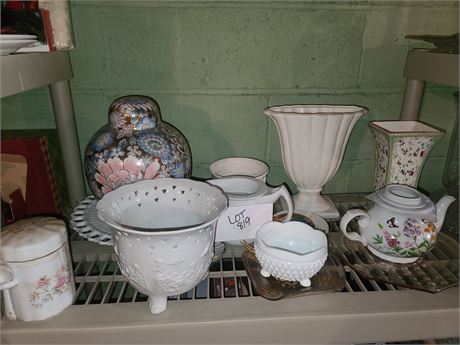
top-left (1, 0), bottom-right (458, 195)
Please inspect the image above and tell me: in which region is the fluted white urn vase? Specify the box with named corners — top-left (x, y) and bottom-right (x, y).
top-left (265, 105), bottom-right (367, 219)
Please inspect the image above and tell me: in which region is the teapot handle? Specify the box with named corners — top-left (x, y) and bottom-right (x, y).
top-left (269, 185), bottom-right (294, 222)
top-left (0, 263), bottom-right (18, 320)
top-left (339, 209), bottom-right (370, 246)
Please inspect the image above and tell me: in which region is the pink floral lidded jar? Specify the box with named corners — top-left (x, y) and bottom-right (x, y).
top-left (84, 95), bottom-right (192, 199)
top-left (0, 217), bottom-right (76, 321)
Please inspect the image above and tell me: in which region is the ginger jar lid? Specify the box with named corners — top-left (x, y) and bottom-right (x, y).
top-left (1, 217), bottom-right (68, 262)
top-left (108, 95), bottom-right (161, 133)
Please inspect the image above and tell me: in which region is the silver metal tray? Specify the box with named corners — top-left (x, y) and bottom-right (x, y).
top-left (331, 231), bottom-right (459, 293)
top-left (241, 243), bottom-right (346, 300)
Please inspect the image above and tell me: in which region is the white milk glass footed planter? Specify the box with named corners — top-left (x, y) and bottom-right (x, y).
top-left (265, 105), bottom-right (367, 219)
top-left (97, 178), bottom-right (228, 314)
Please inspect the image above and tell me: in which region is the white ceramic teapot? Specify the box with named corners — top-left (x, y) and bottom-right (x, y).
top-left (208, 176), bottom-right (294, 243)
top-left (340, 184), bottom-right (455, 263)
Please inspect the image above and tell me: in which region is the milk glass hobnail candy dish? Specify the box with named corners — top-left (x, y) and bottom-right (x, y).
top-left (255, 221), bottom-right (328, 287)
top-left (97, 178), bottom-right (228, 314)
top-left (265, 105), bottom-right (367, 219)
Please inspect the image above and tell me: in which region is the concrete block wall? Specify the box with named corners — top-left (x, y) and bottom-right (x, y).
top-left (1, 0), bottom-right (458, 195)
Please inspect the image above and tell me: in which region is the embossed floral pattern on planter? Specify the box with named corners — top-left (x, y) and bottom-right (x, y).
top-left (85, 96), bottom-right (192, 199)
top-left (113, 228), bottom-right (214, 295)
top-left (29, 264), bottom-right (72, 308)
top-left (371, 217), bottom-right (438, 258)
top-left (369, 121), bottom-right (444, 190)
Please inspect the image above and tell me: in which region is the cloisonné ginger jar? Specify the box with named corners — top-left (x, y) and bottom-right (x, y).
top-left (84, 95), bottom-right (192, 199)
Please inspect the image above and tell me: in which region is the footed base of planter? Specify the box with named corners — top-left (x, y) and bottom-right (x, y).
top-left (294, 191), bottom-right (339, 220)
top-left (149, 296), bottom-right (167, 314)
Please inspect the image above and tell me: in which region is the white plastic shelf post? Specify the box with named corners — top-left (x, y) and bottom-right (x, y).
top-left (400, 50), bottom-right (459, 120)
top-left (0, 51), bottom-right (86, 206)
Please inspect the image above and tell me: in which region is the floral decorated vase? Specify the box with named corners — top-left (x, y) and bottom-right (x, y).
top-left (84, 96), bottom-right (192, 199)
top-left (340, 184), bottom-right (455, 263)
top-left (369, 120), bottom-right (444, 190)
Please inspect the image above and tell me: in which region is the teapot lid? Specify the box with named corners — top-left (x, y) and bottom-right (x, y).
top-left (369, 184), bottom-right (433, 212)
top-left (1, 217), bottom-right (68, 262)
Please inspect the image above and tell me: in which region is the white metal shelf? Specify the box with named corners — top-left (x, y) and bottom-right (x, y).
top-left (404, 50), bottom-right (459, 88)
top-left (0, 52), bottom-right (86, 206)
top-left (0, 52), bottom-right (72, 97)
top-left (1, 239), bottom-right (458, 344)
top-left (400, 49), bottom-right (459, 120)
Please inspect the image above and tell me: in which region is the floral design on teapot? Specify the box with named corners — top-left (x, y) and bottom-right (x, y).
top-left (29, 264), bottom-right (72, 308)
top-left (371, 217), bottom-right (437, 258)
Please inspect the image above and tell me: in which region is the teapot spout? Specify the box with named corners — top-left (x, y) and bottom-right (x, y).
top-left (434, 195), bottom-right (456, 231)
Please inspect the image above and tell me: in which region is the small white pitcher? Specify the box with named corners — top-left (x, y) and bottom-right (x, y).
top-left (208, 176), bottom-right (294, 243)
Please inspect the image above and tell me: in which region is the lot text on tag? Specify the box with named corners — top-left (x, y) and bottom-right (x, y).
top-left (215, 203), bottom-right (273, 242)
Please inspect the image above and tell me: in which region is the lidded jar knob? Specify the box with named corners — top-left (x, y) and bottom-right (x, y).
top-left (109, 96), bottom-right (161, 135)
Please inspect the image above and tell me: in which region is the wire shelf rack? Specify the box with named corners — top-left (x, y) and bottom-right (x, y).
top-left (2, 194), bottom-right (457, 345)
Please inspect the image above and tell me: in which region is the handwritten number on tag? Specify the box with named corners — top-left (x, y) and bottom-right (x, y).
top-left (228, 209), bottom-right (251, 230)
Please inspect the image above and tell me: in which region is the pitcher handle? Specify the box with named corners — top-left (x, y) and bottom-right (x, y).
top-left (0, 263), bottom-right (18, 320)
top-left (339, 209), bottom-right (370, 246)
top-left (269, 185), bottom-right (294, 222)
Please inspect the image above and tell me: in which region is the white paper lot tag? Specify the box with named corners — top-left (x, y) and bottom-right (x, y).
top-left (215, 203), bottom-right (273, 242)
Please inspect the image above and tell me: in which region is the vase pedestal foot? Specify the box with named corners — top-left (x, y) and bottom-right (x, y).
top-left (294, 192), bottom-right (339, 220)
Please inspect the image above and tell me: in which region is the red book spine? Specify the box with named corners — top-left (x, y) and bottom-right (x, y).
top-left (40, 8), bottom-right (56, 51)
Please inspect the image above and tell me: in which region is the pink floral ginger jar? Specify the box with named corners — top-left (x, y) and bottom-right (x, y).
top-left (84, 95), bottom-right (192, 199)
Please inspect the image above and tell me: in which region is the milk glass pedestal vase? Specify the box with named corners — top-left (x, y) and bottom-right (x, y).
top-left (369, 121), bottom-right (445, 190)
top-left (265, 105), bottom-right (367, 219)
